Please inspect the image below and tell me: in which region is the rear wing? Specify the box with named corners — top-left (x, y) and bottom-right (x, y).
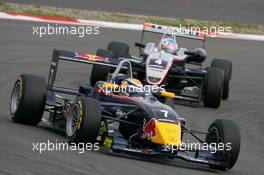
top-left (142, 23), bottom-right (206, 48)
top-left (48, 49), bottom-right (123, 89)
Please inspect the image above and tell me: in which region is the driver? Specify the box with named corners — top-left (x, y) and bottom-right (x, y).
top-left (119, 77), bottom-right (144, 97)
top-left (159, 37), bottom-right (178, 55)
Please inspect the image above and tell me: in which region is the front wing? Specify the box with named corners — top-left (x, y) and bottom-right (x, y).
top-left (100, 131), bottom-right (226, 167)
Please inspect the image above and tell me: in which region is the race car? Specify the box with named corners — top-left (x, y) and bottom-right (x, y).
top-left (90, 23), bottom-right (232, 108)
top-left (10, 49), bottom-right (240, 170)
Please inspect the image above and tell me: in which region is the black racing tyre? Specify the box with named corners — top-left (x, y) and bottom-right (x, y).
top-left (206, 119), bottom-right (240, 170)
top-left (90, 49), bottom-right (113, 87)
top-left (107, 41), bottom-right (130, 58)
top-left (96, 49), bottom-right (113, 58)
top-left (90, 65), bottom-right (109, 87)
top-left (203, 68), bottom-right (224, 108)
top-left (66, 96), bottom-right (101, 143)
top-left (211, 59), bottom-right (232, 100)
top-left (10, 74), bottom-right (47, 125)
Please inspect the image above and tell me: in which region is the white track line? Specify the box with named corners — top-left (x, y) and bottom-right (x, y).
top-left (1, 12), bottom-right (264, 41)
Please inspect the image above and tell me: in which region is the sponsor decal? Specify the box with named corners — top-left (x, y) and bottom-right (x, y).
top-left (77, 101), bottom-right (83, 130)
top-left (123, 148), bottom-right (143, 153)
top-left (142, 118), bottom-right (157, 140)
top-left (103, 136), bottom-right (113, 149)
top-left (75, 53), bottom-right (110, 62)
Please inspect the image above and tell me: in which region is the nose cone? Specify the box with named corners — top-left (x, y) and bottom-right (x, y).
top-left (143, 119), bottom-right (181, 146)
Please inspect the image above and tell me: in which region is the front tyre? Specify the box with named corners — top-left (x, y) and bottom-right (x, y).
top-left (206, 119), bottom-right (240, 170)
top-left (211, 59), bottom-right (232, 100)
top-left (10, 74), bottom-right (47, 125)
top-left (66, 97), bottom-right (101, 143)
top-left (203, 68), bottom-right (224, 108)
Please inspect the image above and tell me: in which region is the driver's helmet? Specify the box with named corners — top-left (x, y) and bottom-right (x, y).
top-left (120, 78), bottom-right (143, 97)
top-left (159, 37), bottom-right (178, 55)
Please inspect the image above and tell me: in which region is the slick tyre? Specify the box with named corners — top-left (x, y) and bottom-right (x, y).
top-left (90, 49), bottom-right (113, 87)
top-left (203, 68), bottom-right (224, 108)
top-left (66, 97), bottom-right (101, 143)
top-left (10, 74), bottom-right (47, 125)
top-left (107, 41), bottom-right (130, 58)
top-left (206, 119), bottom-right (240, 170)
top-left (211, 59), bottom-right (232, 100)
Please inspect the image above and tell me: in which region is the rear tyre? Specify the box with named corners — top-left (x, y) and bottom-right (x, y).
top-left (66, 97), bottom-right (101, 143)
top-left (96, 49), bottom-right (113, 58)
top-left (211, 59), bottom-right (232, 100)
top-left (90, 49), bottom-right (113, 87)
top-left (107, 41), bottom-right (130, 58)
top-left (10, 74), bottom-right (47, 125)
top-left (203, 68), bottom-right (224, 108)
top-left (206, 119), bottom-right (240, 170)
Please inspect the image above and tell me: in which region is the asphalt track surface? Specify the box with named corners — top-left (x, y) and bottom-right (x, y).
top-left (3, 0), bottom-right (264, 25)
top-left (0, 19), bottom-right (264, 175)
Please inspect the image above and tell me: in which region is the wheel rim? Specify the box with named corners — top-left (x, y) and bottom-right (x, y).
top-left (66, 104), bottom-right (80, 137)
top-left (11, 81), bottom-right (21, 114)
top-left (207, 126), bottom-right (220, 143)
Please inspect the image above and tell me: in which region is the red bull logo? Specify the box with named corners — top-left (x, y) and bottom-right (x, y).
top-left (142, 118), bottom-right (157, 140)
top-left (75, 53), bottom-right (109, 62)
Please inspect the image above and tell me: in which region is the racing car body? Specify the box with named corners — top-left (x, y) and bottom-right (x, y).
top-left (90, 23), bottom-right (233, 108)
top-left (10, 49), bottom-right (240, 170)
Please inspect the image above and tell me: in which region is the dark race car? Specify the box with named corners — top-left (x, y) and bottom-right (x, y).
top-left (10, 49), bottom-right (240, 170)
top-left (90, 23), bottom-right (232, 108)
